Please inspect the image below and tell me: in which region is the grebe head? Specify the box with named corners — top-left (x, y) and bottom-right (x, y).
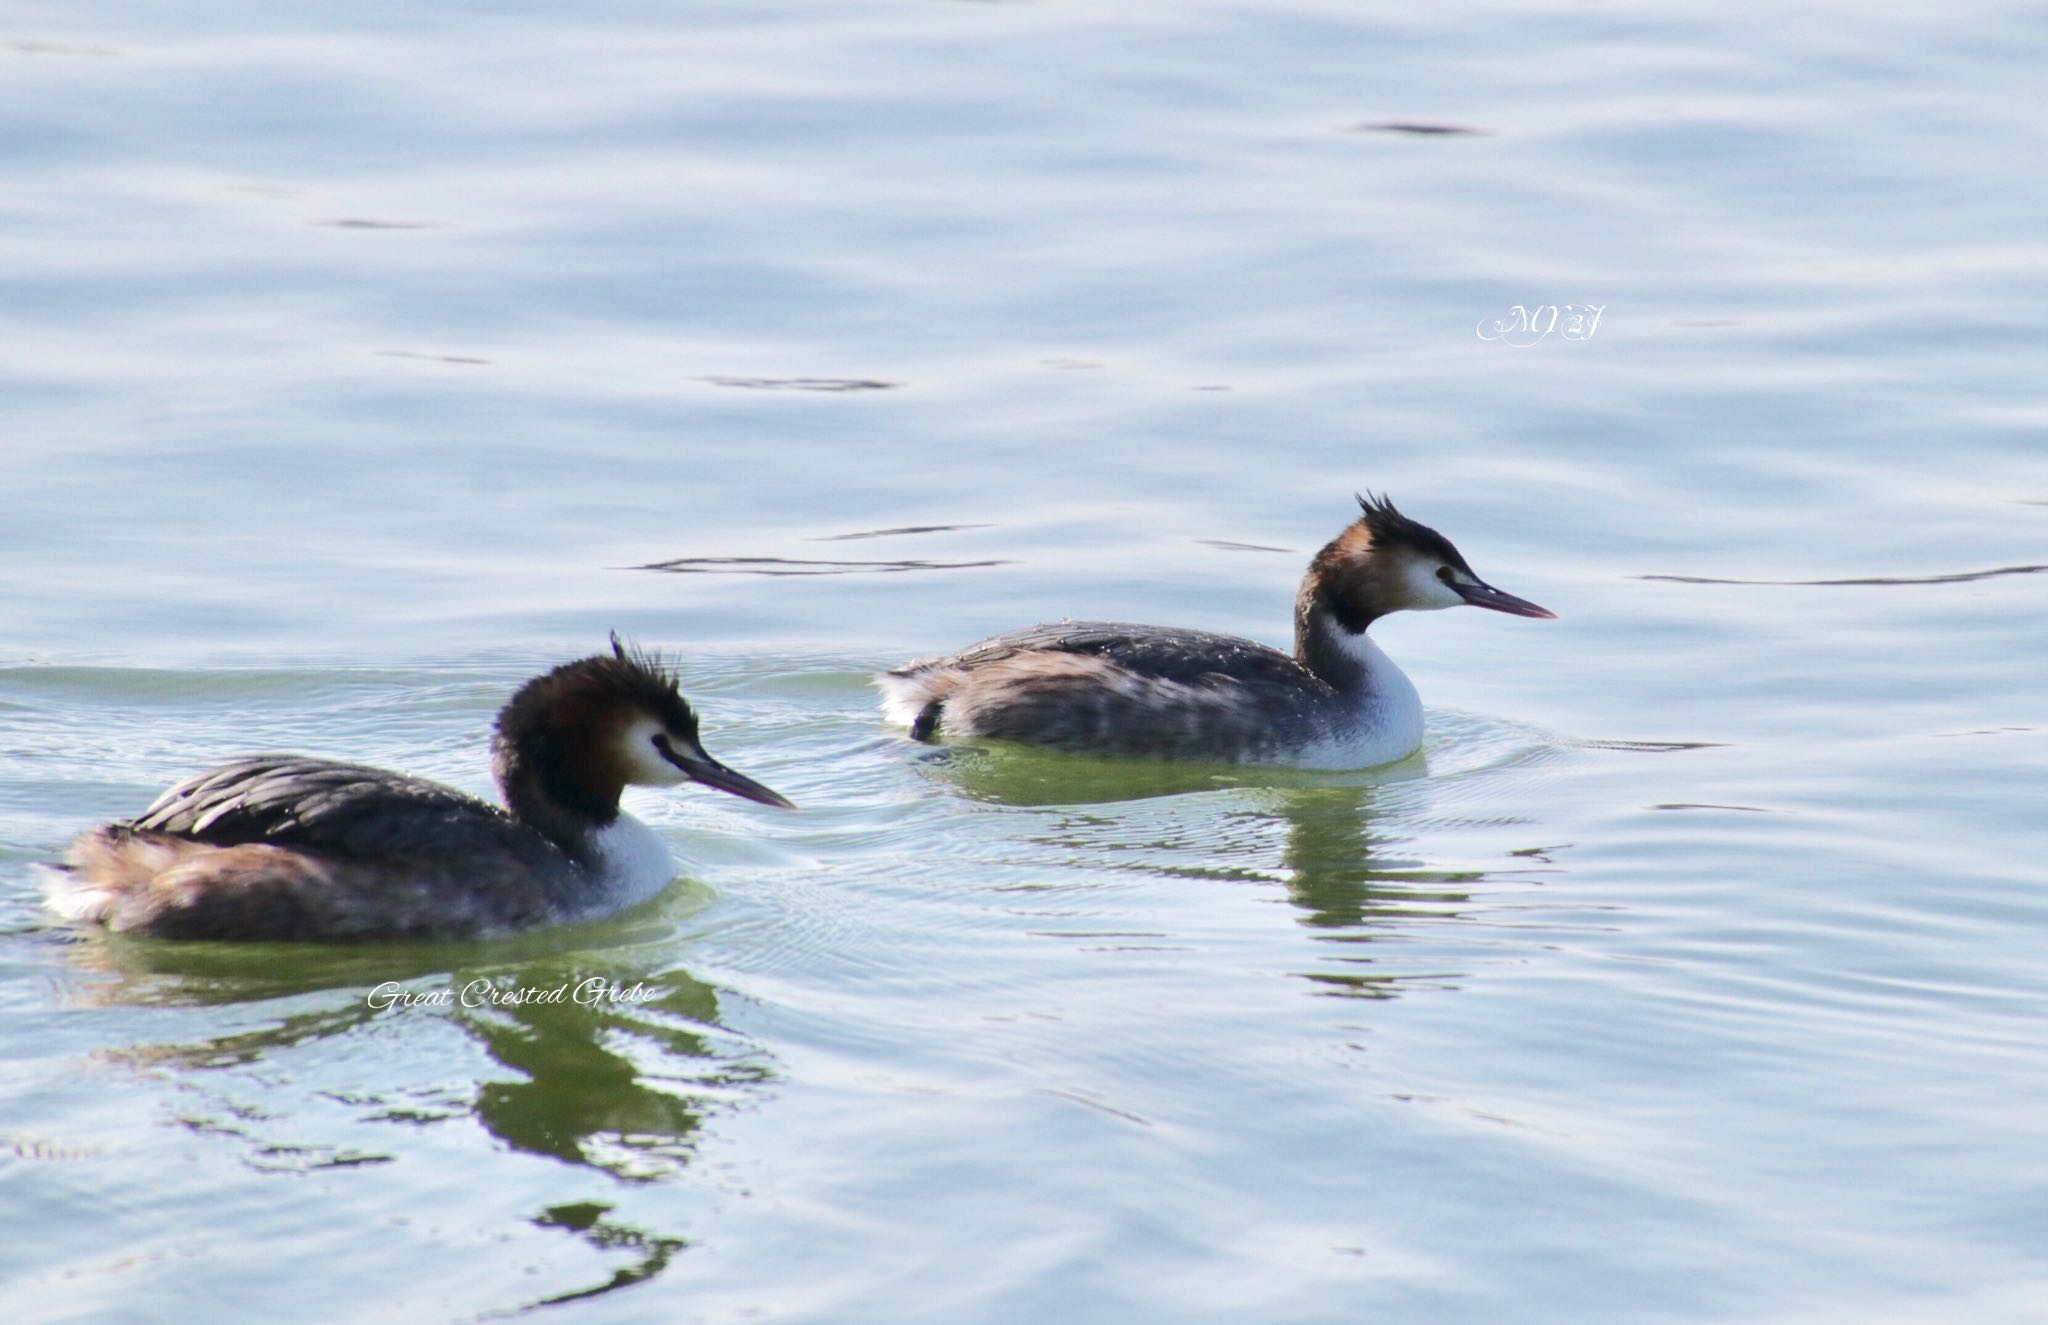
top-left (1306, 493), bottom-right (1556, 629)
top-left (492, 635), bottom-right (794, 827)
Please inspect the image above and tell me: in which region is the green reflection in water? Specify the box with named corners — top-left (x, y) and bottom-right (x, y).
top-left (908, 741), bottom-right (1523, 1001)
top-left (54, 923), bottom-right (763, 1312)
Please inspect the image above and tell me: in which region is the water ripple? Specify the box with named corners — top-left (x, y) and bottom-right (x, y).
top-left (635, 555), bottom-right (1011, 576)
top-left (1639, 564), bottom-right (2047, 586)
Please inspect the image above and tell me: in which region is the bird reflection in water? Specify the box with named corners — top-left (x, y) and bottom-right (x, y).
top-left (1270, 783), bottom-right (1485, 998)
top-left (51, 929), bottom-right (760, 1310)
top-left (919, 743), bottom-right (1496, 999)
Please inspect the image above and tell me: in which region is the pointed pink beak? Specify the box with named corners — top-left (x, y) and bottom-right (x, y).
top-left (658, 737), bottom-right (796, 809)
top-left (1454, 579), bottom-right (1556, 619)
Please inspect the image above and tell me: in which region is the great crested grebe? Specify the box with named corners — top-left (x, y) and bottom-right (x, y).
top-left (44, 637), bottom-right (793, 941)
top-left (878, 494), bottom-right (1554, 768)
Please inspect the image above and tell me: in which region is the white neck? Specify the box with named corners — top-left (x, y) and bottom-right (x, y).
top-left (583, 812), bottom-right (679, 912)
top-left (1302, 629), bottom-right (1425, 769)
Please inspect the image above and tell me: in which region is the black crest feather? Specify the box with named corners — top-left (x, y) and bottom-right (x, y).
top-left (1353, 492), bottom-right (1471, 572)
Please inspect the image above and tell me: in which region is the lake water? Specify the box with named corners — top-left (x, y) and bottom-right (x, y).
top-left (3, 1), bottom-right (2046, 1320)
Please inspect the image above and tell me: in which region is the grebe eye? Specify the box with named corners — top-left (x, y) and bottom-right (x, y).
top-left (1437, 566), bottom-right (1456, 584)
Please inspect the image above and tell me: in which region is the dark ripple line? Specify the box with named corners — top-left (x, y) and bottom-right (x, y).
top-left (1639, 564), bottom-right (2046, 587)
top-left (1350, 120), bottom-right (1492, 136)
top-left (1655, 802), bottom-right (1769, 813)
top-left (314, 217), bottom-right (438, 230)
top-left (700, 376), bottom-right (900, 392)
top-left (8, 39), bottom-right (118, 55)
top-left (633, 555), bottom-right (1011, 576)
top-left (812, 524), bottom-right (993, 542)
top-left (1036, 1088), bottom-right (1153, 1129)
top-left (1579, 739), bottom-right (1725, 753)
top-left (375, 350), bottom-right (491, 365)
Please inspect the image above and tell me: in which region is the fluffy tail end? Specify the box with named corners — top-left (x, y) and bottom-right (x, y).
top-left (41, 828), bottom-right (336, 938)
top-left (875, 667), bottom-right (956, 741)
top-left (40, 828), bottom-right (194, 928)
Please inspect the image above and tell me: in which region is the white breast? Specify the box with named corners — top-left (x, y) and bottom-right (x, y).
top-left (1295, 631), bottom-right (1426, 769)
top-left (586, 813), bottom-right (680, 910)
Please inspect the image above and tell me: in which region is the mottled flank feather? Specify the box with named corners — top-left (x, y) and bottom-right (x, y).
top-left (880, 622), bottom-right (1344, 763)
top-left (46, 757), bottom-right (574, 940)
top-left (129, 756), bottom-right (496, 850)
top-left (49, 825), bottom-right (553, 940)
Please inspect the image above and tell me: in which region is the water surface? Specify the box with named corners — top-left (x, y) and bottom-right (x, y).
top-left (3, 1), bottom-right (2046, 1321)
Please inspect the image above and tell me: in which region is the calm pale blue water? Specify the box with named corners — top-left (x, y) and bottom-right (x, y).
top-left (4, 2), bottom-right (2046, 1320)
